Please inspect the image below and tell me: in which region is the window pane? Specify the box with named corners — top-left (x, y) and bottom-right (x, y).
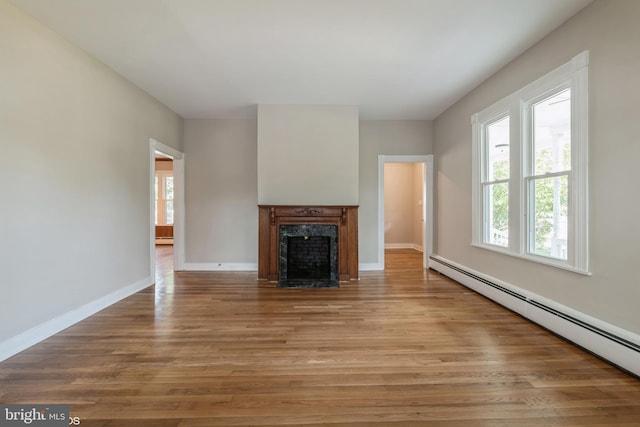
top-left (533, 89), bottom-right (571, 175)
top-left (166, 200), bottom-right (174, 225)
top-left (485, 182), bottom-right (509, 247)
top-left (532, 175), bottom-right (568, 259)
top-left (486, 116), bottom-right (510, 181)
top-left (165, 176), bottom-right (174, 200)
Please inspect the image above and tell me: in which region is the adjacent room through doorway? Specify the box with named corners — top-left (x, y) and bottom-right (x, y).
top-left (384, 162), bottom-right (425, 270)
top-left (149, 138), bottom-right (185, 280)
top-left (378, 155), bottom-right (433, 270)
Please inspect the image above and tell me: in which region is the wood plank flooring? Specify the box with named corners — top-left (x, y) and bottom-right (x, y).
top-left (1, 247), bottom-right (638, 426)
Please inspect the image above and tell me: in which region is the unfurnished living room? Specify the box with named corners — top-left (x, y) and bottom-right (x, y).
top-left (1, 0), bottom-right (639, 426)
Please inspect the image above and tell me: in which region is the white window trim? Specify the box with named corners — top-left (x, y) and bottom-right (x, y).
top-left (472, 51), bottom-right (589, 275)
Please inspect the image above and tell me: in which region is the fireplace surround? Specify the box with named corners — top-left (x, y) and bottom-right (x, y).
top-left (258, 205), bottom-right (358, 283)
top-left (279, 224), bottom-right (338, 287)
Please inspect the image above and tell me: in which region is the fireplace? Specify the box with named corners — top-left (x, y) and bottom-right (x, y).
top-left (279, 224), bottom-right (338, 287)
top-left (258, 205), bottom-right (358, 284)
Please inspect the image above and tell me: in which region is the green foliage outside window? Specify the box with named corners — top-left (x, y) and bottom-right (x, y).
top-left (532, 146), bottom-right (569, 257)
top-left (490, 145), bottom-right (569, 255)
top-left (490, 160), bottom-right (509, 244)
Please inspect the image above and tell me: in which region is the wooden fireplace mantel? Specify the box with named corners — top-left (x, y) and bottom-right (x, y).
top-left (258, 205), bottom-right (358, 282)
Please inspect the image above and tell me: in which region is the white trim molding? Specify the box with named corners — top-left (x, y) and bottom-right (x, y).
top-left (359, 262), bottom-right (384, 271)
top-left (429, 254), bottom-right (640, 377)
top-left (378, 155), bottom-right (434, 270)
top-left (0, 276), bottom-right (153, 363)
top-left (385, 243), bottom-right (424, 251)
top-left (184, 263), bottom-right (258, 271)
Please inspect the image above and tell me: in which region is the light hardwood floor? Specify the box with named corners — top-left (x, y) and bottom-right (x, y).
top-left (1, 247), bottom-right (638, 426)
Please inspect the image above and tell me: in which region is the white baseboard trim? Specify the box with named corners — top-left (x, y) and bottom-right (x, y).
top-left (428, 254), bottom-right (640, 377)
top-left (384, 243), bottom-right (424, 251)
top-left (184, 263), bottom-right (258, 271)
top-left (0, 275), bottom-right (154, 363)
top-left (359, 262), bottom-right (384, 271)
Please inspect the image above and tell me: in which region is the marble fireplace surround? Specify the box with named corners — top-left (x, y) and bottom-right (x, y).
top-left (258, 205), bottom-right (358, 282)
top-left (279, 224), bottom-right (338, 288)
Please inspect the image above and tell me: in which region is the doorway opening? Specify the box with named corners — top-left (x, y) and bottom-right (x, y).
top-left (154, 152), bottom-right (174, 246)
top-left (378, 155), bottom-right (433, 269)
top-left (149, 139), bottom-right (184, 284)
top-left (384, 162), bottom-right (424, 270)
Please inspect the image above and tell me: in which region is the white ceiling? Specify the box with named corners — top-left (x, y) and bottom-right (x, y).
top-left (11, 0), bottom-right (592, 120)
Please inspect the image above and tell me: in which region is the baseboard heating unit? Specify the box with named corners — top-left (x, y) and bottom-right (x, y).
top-left (428, 255), bottom-right (640, 378)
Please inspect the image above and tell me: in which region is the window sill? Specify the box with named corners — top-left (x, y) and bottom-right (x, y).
top-left (471, 243), bottom-right (591, 276)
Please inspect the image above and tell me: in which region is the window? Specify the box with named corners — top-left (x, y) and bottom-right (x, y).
top-left (483, 115), bottom-right (510, 247)
top-left (527, 89), bottom-right (571, 259)
top-left (472, 51), bottom-right (589, 274)
top-left (155, 171), bottom-right (174, 225)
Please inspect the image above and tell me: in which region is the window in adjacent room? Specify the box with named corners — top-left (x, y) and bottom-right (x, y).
top-left (155, 171), bottom-right (174, 225)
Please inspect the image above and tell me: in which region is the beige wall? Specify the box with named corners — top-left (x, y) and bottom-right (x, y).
top-left (257, 104), bottom-right (359, 205)
top-left (183, 119), bottom-right (258, 265)
top-left (0, 0), bottom-right (183, 344)
top-left (385, 163), bottom-right (415, 245)
top-left (433, 0), bottom-right (640, 334)
top-left (155, 160), bottom-right (174, 171)
top-left (384, 163), bottom-right (424, 249)
top-left (359, 120), bottom-right (433, 264)
top-left (182, 119), bottom-right (432, 267)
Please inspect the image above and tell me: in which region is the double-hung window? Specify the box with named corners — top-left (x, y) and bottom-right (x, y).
top-left (472, 51), bottom-right (589, 274)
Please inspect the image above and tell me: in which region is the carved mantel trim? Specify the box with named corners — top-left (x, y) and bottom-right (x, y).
top-left (258, 205), bottom-right (358, 282)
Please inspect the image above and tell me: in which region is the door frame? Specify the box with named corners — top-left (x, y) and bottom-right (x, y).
top-left (378, 155), bottom-right (433, 269)
top-left (150, 138), bottom-right (185, 280)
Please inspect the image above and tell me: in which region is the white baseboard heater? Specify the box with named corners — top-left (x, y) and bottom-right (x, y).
top-left (428, 255), bottom-right (640, 378)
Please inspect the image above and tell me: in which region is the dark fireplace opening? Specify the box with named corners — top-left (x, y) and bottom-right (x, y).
top-left (279, 224), bottom-right (338, 288)
top-left (287, 236), bottom-right (331, 280)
